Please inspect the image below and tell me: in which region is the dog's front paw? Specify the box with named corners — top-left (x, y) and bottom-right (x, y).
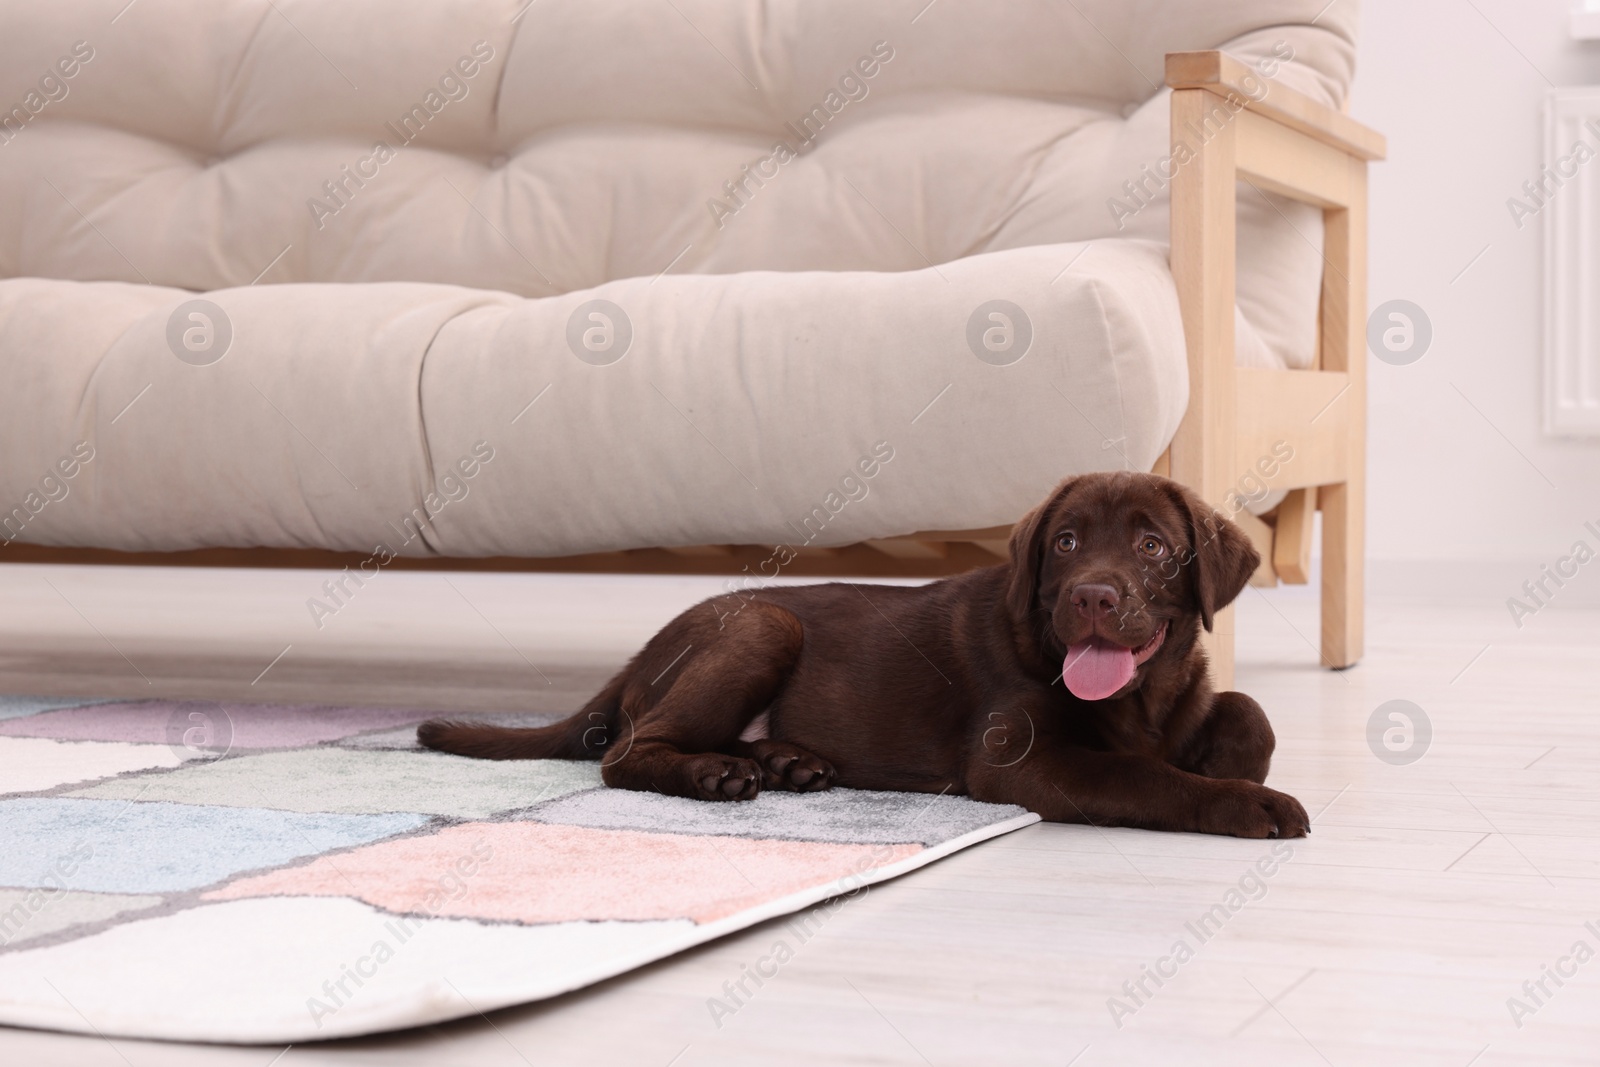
top-left (1199, 782), bottom-right (1309, 839)
top-left (690, 755), bottom-right (762, 801)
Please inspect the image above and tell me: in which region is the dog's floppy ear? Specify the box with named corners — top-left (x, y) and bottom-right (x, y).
top-left (1005, 478), bottom-right (1075, 620)
top-left (1166, 482), bottom-right (1260, 632)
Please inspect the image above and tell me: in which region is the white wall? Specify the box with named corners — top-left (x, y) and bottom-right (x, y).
top-left (1353, 0), bottom-right (1600, 575)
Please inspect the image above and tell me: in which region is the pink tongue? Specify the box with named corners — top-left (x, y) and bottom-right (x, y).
top-left (1062, 641), bottom-right (1136, 701)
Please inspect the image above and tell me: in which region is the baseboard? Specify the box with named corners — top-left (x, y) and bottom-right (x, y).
top-left (1365, 557), bottom-right (1600, 608)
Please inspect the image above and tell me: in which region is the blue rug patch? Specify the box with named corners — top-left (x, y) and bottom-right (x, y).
top-left (0, 797), bottom-right (428, 894)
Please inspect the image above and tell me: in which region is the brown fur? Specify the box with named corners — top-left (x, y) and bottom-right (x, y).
top-left (418, 472), bottom-right (1309, 838)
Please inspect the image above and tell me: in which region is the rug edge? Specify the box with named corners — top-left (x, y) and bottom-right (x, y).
top-left (288, 809), bottom-right (1046, 1042)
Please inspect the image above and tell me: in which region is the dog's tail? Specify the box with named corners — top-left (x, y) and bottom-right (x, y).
top-left (416, 677), bottom-right (624, 761)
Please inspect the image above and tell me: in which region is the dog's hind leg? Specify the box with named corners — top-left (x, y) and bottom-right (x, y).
top-left (602, 599), bottom-right (803, 802)
top-left (733, 739), bottom-right (837, 792)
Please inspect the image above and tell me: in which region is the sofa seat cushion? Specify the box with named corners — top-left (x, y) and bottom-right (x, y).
top-left (0, 240), bottom-right (1185, 555)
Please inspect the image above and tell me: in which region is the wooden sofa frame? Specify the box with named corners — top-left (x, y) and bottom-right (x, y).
top-left (6, 52), bottom-right (1384, 687)
top-left (1162, 51), bottom-right (1384, 685)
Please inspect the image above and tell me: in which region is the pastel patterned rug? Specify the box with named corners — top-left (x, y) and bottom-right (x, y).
top-left (0, 695), bottom-right (1036, 1043)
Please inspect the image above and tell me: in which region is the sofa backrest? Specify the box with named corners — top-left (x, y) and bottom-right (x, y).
top-left (0, 0), bottom-right (1358, 305)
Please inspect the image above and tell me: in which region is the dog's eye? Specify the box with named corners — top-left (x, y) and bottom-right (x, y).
top-left (1139, 536), bottom-right (1166, 558)
top-left (1055, 532), bottom-right (1077, 553)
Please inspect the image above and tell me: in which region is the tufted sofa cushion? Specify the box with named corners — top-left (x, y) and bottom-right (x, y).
top-left (0, 0), bottom-right (1359, 555)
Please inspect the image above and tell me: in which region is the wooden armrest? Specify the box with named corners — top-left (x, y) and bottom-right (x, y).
top-left (1165, 50), bottom-right (1386, 161)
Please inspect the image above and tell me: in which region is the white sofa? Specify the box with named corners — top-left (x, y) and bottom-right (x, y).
top-left (0, 1), bottom-right (1357, 562)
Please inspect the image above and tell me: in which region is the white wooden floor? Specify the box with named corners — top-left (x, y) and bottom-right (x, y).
top-left (2, 567), bottom-right (1597, 1066)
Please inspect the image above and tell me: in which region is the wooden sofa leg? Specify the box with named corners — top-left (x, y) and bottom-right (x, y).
top-left (1272, 488), bottom-right (1315, 584)
top-left (1208, 608), bottom-right (1237, 693)
top-left (1320, 480), bottom-right (1363, 668)
top-left (1317, 153), bottom-right (1367, 670)
top-left (1167, 87), bottom-right (1240, 692)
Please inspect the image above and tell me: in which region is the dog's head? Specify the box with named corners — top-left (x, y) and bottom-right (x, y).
top-left (1005, 472), bottom-right (1259, 700)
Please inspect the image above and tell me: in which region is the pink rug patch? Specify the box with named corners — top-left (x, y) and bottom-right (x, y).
top-left (0, 702), bottom-right (431, 748)
top-left (205, 821), bottom-right (922, 925)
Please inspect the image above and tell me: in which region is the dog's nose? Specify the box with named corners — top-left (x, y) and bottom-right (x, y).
top-left (1070, 583), bottom-right (1121, 620)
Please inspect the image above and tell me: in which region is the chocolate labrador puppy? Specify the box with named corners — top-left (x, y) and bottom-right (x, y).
top-left (419, 471), bottom-right (1309, 838)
